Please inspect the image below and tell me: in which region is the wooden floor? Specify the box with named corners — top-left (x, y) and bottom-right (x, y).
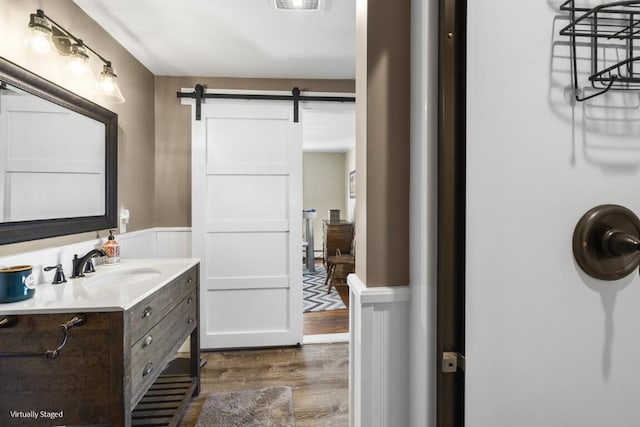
top-left (178, 343), bottom-right (349, 427)
top-left (304, 309), bottom-right (349, 335)
top-left (178, 261), bottom-right (350, 425)
top-left (302, 261), bottom-right (350, 336)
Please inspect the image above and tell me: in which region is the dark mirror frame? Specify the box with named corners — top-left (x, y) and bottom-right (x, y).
top-left (0, 56), bottom-right (117, 245)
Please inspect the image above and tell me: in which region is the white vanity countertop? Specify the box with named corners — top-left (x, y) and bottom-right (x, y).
top-left (0, 258), bottom-right (199, 315)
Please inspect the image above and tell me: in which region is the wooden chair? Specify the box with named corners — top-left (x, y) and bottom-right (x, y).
top-left (325, 235), bottom-right (356, 293)
top-left (326, 252), bottom-right (355, 293)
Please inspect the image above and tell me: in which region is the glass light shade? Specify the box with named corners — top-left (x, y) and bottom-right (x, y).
top-left (65, 44), bottom-right (90, 76)
top-left (292, 0), bottom-right (304, 7)
top-left (98, 65), bottom-right (125, 103)
top-left (26, 25), bottom-right (53, 55)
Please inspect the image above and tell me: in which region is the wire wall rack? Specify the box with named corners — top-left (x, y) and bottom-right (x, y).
top-left (560, 0), bottom-right (640, 101)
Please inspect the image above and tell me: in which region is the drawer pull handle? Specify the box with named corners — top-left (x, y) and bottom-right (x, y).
top-left (187, 317), bottom-right (194, 324)
top-left (187, 297), bottom-right (193, 304)
top-left (143, 363), bottom-right (154, 377)
top-left (188, 277), bottom-right (193, 284)
top-left (142, 335), bottom-right (153, 348)
top-left (142, 307), bottom-right (153, 318)
top-left (0, 316), bottom-right (17, 328)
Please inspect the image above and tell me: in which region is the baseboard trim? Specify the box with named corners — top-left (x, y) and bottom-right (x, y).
top-left (303, 332), bottom-right (350, 344)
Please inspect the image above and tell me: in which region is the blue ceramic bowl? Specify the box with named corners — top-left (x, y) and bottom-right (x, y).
top-left (0, 265), bottom-right (35, 303)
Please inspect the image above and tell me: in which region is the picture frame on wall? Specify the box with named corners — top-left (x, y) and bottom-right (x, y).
top-left (349, 170), bottom-right (356, 199)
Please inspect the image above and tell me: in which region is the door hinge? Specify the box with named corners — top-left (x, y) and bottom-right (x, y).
top-left (442, 352), bottom-right (466, 373)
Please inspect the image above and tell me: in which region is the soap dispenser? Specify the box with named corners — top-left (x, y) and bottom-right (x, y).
top-left (103, 230), bottom-right (120, 265)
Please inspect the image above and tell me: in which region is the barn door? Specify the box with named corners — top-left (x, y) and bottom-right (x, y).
top-left (191, 97), bottom-right (302, 349)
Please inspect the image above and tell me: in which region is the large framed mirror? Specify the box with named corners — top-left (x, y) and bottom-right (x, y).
top-left (0, 56), bottom-right (117, 245)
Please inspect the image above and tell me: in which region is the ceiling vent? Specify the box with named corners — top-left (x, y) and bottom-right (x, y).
top-left (274, 0), bottom-right (322, 11)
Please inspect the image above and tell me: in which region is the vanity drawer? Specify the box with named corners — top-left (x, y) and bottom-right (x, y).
top-left (129, 292), bottom-right (197, 405)
top-left (130, 290), bottom-right (196, 369)
top-left (127, 266), bottom-right (196, 344)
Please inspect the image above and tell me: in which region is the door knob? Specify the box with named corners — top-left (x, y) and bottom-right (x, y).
top-left (573, 204), bottom-right (640, 280)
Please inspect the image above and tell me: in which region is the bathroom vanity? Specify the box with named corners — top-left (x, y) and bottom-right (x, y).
top-left (0, 259), bottom-right (200, 427)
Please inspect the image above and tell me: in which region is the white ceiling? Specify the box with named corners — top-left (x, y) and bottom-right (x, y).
top-left (302, 105), bottom-right (355, 152)
top-left (72, 0), bottom-right (355, 79)
top-left (73, 0), bottom-right (356, 152)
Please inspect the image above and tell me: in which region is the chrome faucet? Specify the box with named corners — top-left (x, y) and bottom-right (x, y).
top-left (71, 249), bottom-right (106, 278)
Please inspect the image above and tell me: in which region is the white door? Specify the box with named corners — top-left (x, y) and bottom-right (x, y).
top-left (191, 97), bottom-right (302, 349)
top-left (466, 2), bottom-right (640, 426)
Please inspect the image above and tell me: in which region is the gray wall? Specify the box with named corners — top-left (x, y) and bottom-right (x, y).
top-left (355, 0), bottom-right (410, 286)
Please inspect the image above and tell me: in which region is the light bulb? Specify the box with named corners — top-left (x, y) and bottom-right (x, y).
top-left (67, 57), bottom-right (89, 76)
top-left (98, 64), bottom-right (125, 103)
top-left (292, 0), bottom-right (304, 7)
top-left (26, 11), bottom-right (53, 55)
top-left (100, 74), bottom-right (116, 94)
top-left (65, 43), bottom-right (90, 76)
top-left (26, 26), bottom-right (52, 55)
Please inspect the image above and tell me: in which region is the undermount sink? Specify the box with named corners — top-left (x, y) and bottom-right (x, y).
top-left (83, 267), bottom-right (163, 287)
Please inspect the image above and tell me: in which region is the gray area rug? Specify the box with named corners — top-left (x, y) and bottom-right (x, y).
top-left (195, 386), bottom-right (295, 427)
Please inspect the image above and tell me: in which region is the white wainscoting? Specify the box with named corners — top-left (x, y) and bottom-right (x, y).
top-left (348, 274), bottom-right (411, 427)
top-left (118, 227), bottom-right (192, 259)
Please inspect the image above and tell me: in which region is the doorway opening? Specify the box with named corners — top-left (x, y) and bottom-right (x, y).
top-left (301, 101), bottom-right (355, 338)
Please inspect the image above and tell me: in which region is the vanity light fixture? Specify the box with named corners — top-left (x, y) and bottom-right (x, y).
top-left (26, 9), bottom-right (125, 103)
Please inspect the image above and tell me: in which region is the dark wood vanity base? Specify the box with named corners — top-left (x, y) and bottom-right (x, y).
top-left (0, 264), bottom-right (200, 427)
top-left (132, 375), bottom-right (197, 427)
